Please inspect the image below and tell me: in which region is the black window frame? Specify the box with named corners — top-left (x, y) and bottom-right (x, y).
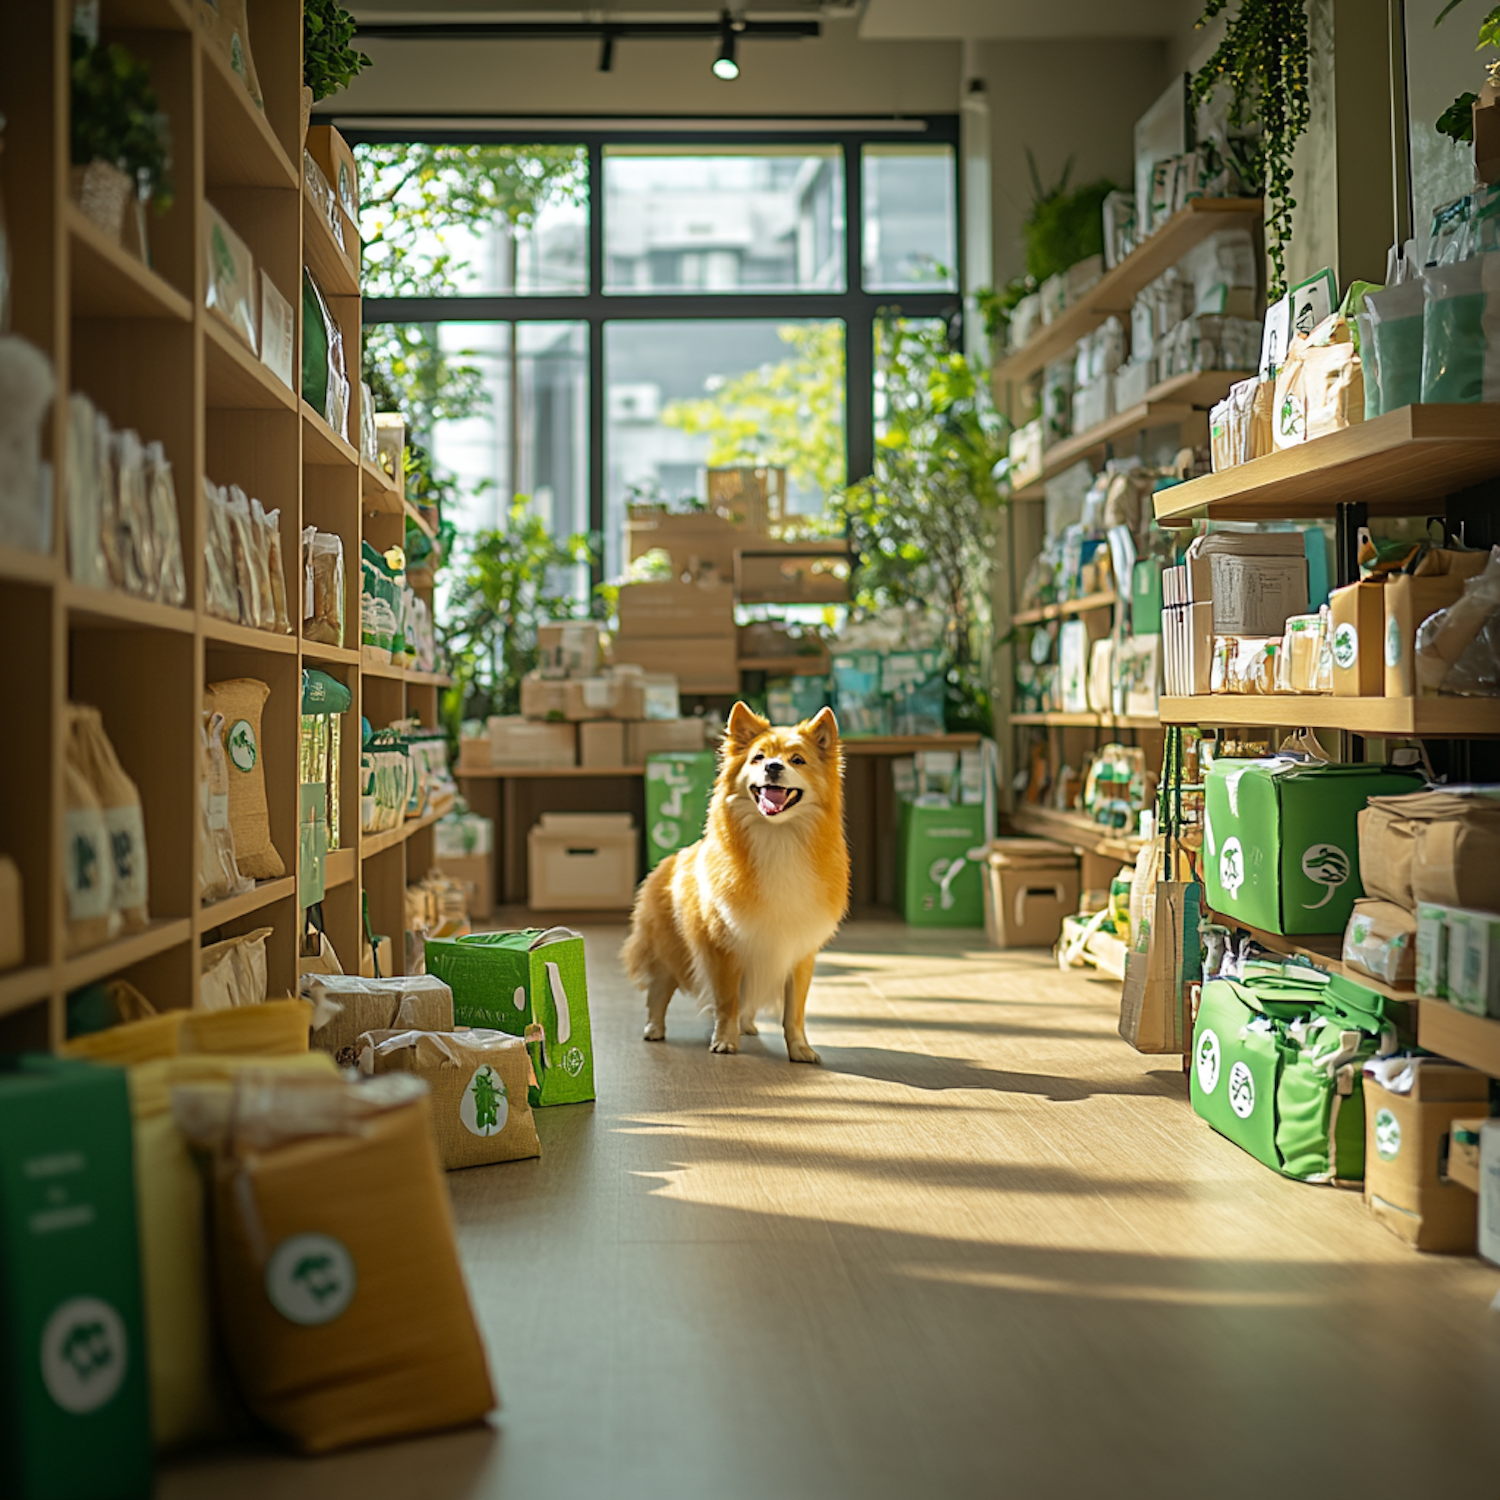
top-left (344, 117), bottom-right (963, 585)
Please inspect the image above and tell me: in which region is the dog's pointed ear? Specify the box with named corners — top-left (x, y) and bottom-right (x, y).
top-left (805, 706), bottom-right (839, 752)
top-left (726, 701), bottom-right (769, 750)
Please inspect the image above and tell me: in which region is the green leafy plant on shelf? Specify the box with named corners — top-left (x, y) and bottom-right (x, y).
top-left (69, 31), bottom-right (173, 208)
top-left (305, 0), bottom-right (371, 102)
top-left (1190, 0), bottom-right (1311, 300)
top-left (833, 318), bottom-right (1010, 735)
top-left (1434, 1), bottom-right (1500, 145)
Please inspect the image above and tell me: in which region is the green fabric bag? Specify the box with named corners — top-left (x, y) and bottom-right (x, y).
top-left (1190, 980), bottom-right (1287, 1172)
top-left (897, 800), bottom-right (986, 927)
top-left (426, 928), bottom-right (595, 1107)
top-left (645, 751), bottom-right (715, 870)
top-left (0, 1056), bottom-right (153, 1499)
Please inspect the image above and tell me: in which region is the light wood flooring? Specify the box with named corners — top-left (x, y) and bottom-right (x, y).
top-left (164, 922), bottom-right (1500, 1498)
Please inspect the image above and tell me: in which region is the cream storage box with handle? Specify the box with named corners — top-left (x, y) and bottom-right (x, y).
top-left (528, 813), bottom-right (639, 911)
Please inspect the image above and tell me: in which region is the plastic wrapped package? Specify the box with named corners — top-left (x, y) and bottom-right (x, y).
top-left (302, 150), bottom-right (345, 253)
top-left (143, 441), bottom-right (186, 606)
top-left (1354, 311), bottom-right (1381, 420)
top-left (203, 202), bottom-right (258, 353)
top-left (223, 485), bottom-right (265, 627)
top-left (66, 392), bottom-right (110, 586)
top-left (0, 335), bottom-right (56, 553)
top-left (1366, 279), bottom-right (1426, 412)
top-left (111, 427), bottom-right (152, 597)
top-left (301, 269), bottom-right (348, 440)
top-left (302, 527), bottom-right (345, 646)
top-left (247, 494), bottom-right (279, 630)
top-left (360, 380), bottom-right (378, 462)
top-left (1415, 546), bottom-right (1500, 696)
top-left (1421, 251), bottom-right (1500, 403)
top-left (202, 480), bottom-right (240, 622)
top-left (256, 499), bottom-right (291, 633)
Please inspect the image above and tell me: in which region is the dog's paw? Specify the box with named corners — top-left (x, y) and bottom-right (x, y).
top-left (643, 1021), bottom-right (666, 1042)
top-left (787, 1039), bottom-right (821, 1065)
top-left (738, 1015), bottom-right (759, 1036)
top-left (709, 1037), bottom-right (740, 1054)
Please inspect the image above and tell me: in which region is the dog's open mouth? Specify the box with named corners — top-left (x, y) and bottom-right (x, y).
top-left (751, 784), bottom-right (803, 817)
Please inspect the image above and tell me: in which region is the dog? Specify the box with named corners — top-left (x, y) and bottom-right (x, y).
top-left (622, 702), bottom-right (848, 1063)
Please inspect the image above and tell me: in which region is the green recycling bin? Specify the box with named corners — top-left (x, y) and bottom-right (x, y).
top-left (426, 928), bottom-right (595, 1106)
top-left (0, 1056), bottom-right (152, 1500)
top-left (645, 751), bottom-right (716, 869)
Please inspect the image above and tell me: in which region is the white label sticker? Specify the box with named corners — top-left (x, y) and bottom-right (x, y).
top-left (460, 1064), bottom-right (509, 1137)
top-left (265, 1233), bottom-right (357, 1325)
top-left (1385, 614), bottom-right (1402, 668)
top-left (103, 805), bottom-right (147, 910)
top-left (226, 718), bottom-right (257, 773)
top-left (1218, 836), bottom-right (1246, 900)
top-left (1332, 622), bottom-right (1358, 671)
top-left (41, 1296), bottom-right (127, 1414)
top-left (63, 809), bottom-right (113, 921)
top-left (1375, 1108), bottom-right (1402, 1161)
top-left (1196, 1029), bottom-right (1222, 1094)
top-left (1228, 1060), bottom-right (1256, 1119)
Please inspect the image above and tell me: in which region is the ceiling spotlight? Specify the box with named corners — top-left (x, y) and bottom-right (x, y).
top-left (599, 27), bottom-right (615, 71)
top-left (712, 12), bottom-right (739, 80)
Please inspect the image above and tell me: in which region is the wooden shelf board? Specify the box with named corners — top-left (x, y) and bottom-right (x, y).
top-left (1012, 591), bottom-right (1120, 626)
top-left (201, 42), bottom-right (297, 190)
top-left (199, 876), bottom-right (296, 931)
top-left (738, 655), bottom-right (831, 676)
top-left (203, 616), bottom-right (297, 654)
top-left (1152, 404), bottom-right (1500, 523)
top-left (361, 652), bottom-right (402, 679)
top-left (302, 190), bottom-right (359, 298)
top-left (458, 764), bottom-right (649, 780)
top-left (0, 546), bottom-right (60, 588)
top-left (66, 204), bottom-right (192, 321)
top-left (62, 582), bottom-right (194, 634)
top-left (205, 316), bottom-right (297, 412)
top-left (993, 199), bottom-right (1265, 386)
top-left (1009, 805), bottom-right (1141, 863)
top-left (404, 500), bottom-right (436, 540)
top-left (0, 965), bottom-right (54, 1019)
top-left (844, 734), bottom-right (983, 754)
top-left (325, 848), bottom-right (356, 889)
top-left (405, 669), bottom-right (452, 687)
top-left (737, 591), bottom-right (849, 606)
top-left (1010, 711), bottom-right (1162, 730)
top-left (301, 639), bottom-right (360, 666)
top-left (1159, 695), bottom-right (1500, 738)
top-left (302, 401), bottom-right (358, 466)
top-left (361, 808), bottom-right (440, 859)
top-left (1417, 998), bottom-right (1500, 1078)
top-left (60, 918), bottom-right (192, 993)
top-left (361, 459), bottom-right (402, 512)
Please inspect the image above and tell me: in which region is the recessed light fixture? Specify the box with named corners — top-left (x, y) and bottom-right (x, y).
top-left (713, 11), bottom-right (740, 80)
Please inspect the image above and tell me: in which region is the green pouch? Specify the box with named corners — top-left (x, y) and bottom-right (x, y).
top-left (426, 928), bottom-right (595, 1106)
top-left (299, 782), bottom-right (328, 908)
top-left (1190, 979), bottom-right (1288, 1172)
top-left (0, 1056), bottom-right (153, 1500)
top-left (645, 752), bottom-right (716, 869)
top-left (301, 270), bottom-right (330, 418)
top-left (897, 800), bottom-right (986, 927)
top-left (1274, 1015), bottom-right (1376, 1182)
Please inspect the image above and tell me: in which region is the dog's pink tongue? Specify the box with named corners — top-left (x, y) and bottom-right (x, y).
top-left (757, 785), bottom-right (791, 816)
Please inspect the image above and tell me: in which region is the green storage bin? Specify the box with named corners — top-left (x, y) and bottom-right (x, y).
top-left (1203, 759), bottom-right (1421, 934)
top-left (897, 800), bottom-right (986, 927)
top-left (644, 751), bottom-right (716, 870)
top-left (0, 1056), bottom-right (152, 1500)
top-left (426, 928), bottom-right (595, 1106)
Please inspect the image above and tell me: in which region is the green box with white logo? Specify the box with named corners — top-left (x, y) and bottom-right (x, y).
top-left (897, 800), bottom-right (986, 928)
top-left (0, 1056), bottom-right (152, 1499)
top-left (426, 929), bottom-right (595, 1106)
top-left (1204, 759), bottom-right (1422, 934)
top-left (644, 752), bottom-right (716, 870)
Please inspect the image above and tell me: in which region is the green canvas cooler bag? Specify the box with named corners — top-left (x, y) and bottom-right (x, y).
top-left (1204, 758), bottom-right (1422, 935)
top-left (0, 1056), bottom-right (152, 1500)
top-left (426, 928), bottom-right (595, 1106)
top-left (897, 800), bottom-right (986, 927)
top-left (644, 751), bottom-right (716, 869)
top-left (1190, 979), bottom-right (1288, 1171)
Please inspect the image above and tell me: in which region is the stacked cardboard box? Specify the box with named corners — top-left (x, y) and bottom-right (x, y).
top-left (614, 581), bottom-right (738, 693)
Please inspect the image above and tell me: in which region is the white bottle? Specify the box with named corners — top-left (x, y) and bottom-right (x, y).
top-left (1479, 1119), bottom-right (1500, 1267)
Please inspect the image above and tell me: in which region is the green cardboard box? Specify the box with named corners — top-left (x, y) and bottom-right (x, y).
top-left (1447, 907), bottom-right (1500, 1018)
top-left (1416, 902), bottom-right (1452, 999)
top-left (1130, 559), bottom-right (1163, 636)
top-left (897, 800), bottom-right (986, 927)
top-left (426, 929), bottom-right (595, 1106)
top-left (644, 751), bottom-right (716, 869)
top-left (0, 1056), bottom-right (152, 1500)
top-left (1204, 759), bottom-right (1422, 935)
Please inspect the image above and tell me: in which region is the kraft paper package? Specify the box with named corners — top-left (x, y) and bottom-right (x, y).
top-left (1341, 898), bottom-right (1417, 988)
top-left (203, 678), bottom-right (284, 880)
top-left (358, 1028), bottom-right (541, 1171)
top-left (171, 1071), bottom-right (496, 1455)
top-left (1272, 313), bottom-right (1364, 447)
top-left (1359, 785), bottom-right (1500, 913)
top-left (0, 1056), bottom-right (153, 1500)
top-left (299, 972), bottom-right (455, 1066)
top-left (1414, 544), bottom-right (1500, 695)
top-left (69, 705), bottom-right (150, 933)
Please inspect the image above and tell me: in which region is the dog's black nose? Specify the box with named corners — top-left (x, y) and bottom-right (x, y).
top-left (764, 759), bottom-right (784, 781)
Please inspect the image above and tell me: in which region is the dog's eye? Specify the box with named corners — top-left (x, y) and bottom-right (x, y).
top-left (790, 755), bottom-right (805, 766)
top-left (750, 752), bottom-right (764, 763)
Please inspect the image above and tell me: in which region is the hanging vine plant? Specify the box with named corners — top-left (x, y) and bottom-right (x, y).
top-left (1190, 0), bottom-right (1311, 301)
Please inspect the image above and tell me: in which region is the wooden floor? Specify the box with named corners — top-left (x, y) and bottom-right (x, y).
top-left (164, 922), bottom-right (1500, 1498)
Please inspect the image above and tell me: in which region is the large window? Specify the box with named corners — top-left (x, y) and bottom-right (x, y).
top-left (353, 125), bottom-right (960, 596)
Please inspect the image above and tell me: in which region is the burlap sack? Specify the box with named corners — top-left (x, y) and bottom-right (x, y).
top-left (172, 1073), bottom-right (496, 1455)
top-left (1361, 788), bottom-right (1500, 911)
top-left (299, 973), bottom-right (454, 1065)
top-left (1356, 801), bottom-right (1417, 908)
top-left (63, 718), bottom-right (119, 955)
top-left (204, 678), bottom-right (284, 880)
top-left (357, 1028), bottom-right (540, 1171)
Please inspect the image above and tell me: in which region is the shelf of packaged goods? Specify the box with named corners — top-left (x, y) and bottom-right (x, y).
top-left (62, 581), bottom-right (194, 634)
top-left (1012, 592), bottom-right (1119, 626)
top-left (59, 918), bottom-right (193, 993)
top-left (737, 655), bottom-right (831, 676)
top-left (361, 808), bottom-right (440, 859)
top-left (1152, 404), bottom-right (1500, 523)
top-left (843, 734), bottom-right (982, 754)
top-left (361, 459), bottom-right (403, 513)
top-left (0, 545), bottom-right (60, 588)
top-left (302, 400), bottom-right (358, 467)
top-left (302, 190), bottom-right (359, 299)
top-left (198, 876), bottom-right (296, 932)
top-left (0, 966), bottom-right (54, 1019)
top-left (992, 199), bottom-right (1266, 387)
top-left (1009, 805), bottom-right (1142, 863)
top-left (1010, 711), bottom-right (1162, 730)
top-left (1159, 695), bottom-right (1500, 738)
top-left (202, 616), bottom-right (297, 654)
top-left (204, 315), bottom-right (297, 412)
top-left (458, 764), bottom-right (649, 779)
top-left (201, 40), bottom-right (297, 191)
top-left (66, 204), bottom-right (193, 321)
top-left (301, 639), bottom-right (360, 667)
top-left (325, 847), bottom-right (356, 889)
top-left (1416, 998), bottom-right (1500, 1077)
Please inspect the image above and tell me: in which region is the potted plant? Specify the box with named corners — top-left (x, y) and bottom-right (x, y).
top-left (304, 0), bottom-right (371, 140)
top-left (69, 24), bottom-right (172, 249)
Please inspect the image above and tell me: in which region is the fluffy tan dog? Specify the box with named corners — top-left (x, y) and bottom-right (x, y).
top-left (622, 702), bottom-right (849, 1063)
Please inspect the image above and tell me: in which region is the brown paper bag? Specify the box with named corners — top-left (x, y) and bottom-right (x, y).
top-left (358, 1028), bottom-right (541, 1171)
top-left (204, 678), bottom-right (284, 880)
top-left (62, 750), bottom-right (118, 956)
top-left (1118, 881), bottom-right (1202, 1055)
top-left (70, 705), bottom-right (151, 932)
top-left (300, 973), bottom-right (454, 1065)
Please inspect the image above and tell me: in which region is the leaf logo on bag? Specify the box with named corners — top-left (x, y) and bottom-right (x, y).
top-left (1300, 843), bottom-right (1350, 908)
top-left (561, 1045), bottom-right (586, 1078)
top-left (1218, 836), bottom-right (1246, 899)
top-left (1385, 615), bottom-right (1402, 668)
top-left (460, 1065), bottom-right (509, 1137)
top-left (1332, 623), bottom-right (1358, 671)
top-left (265, 1233), bottom-right (357, 1326)
top-left (1374, 1108), bottom-right (1402, 1161)
top-left (40, 1297), bottom-right (127, 1415)
top-left (1228, 1060), bottom-right (1256, 1119)
top-left (1195, 1030), bottom-right (1221, 1094)
top-left (227, 719), bottom-right (258, 773)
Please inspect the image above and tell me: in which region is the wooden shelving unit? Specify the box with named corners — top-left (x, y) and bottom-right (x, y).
top-left (1159, 695), bottom-right (1500, 738)
top-left (1009, 806), bottom-right (1140, 866)
top-left (992, 198), bottom-right (1265, 388)
top-left (1012, 591), bottom-right (1119, 627)
top-left (1416, 1000), bottom-right (1500, 1078)
top-left (0, 0), bottom-right (446, 1050)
